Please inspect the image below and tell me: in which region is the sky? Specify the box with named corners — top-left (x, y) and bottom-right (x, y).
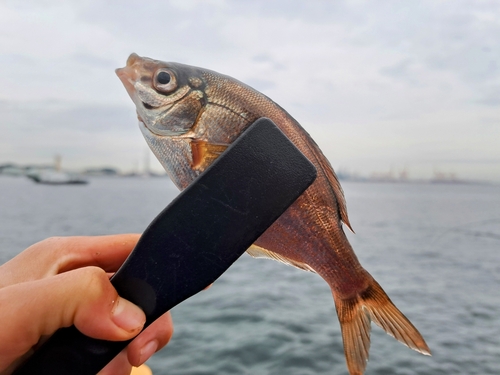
top-left (1, 0), bottom-right (499, 181)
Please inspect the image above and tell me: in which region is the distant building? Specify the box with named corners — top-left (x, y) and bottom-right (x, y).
top-left (336, 169), bottom-right (365, 182)
top-left (83, 167), bottom-right (120, 176)
top-left (430, 171), bottom-right (462, 184)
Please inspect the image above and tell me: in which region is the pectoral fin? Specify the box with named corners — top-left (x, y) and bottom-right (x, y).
top-left (190, 139), bottom-right (228, 171)
top-left (247, 244), bottom-right (315, 273)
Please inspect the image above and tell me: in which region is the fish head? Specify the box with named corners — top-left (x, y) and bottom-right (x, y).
top-left (116, 53), bottom-right (265, 188)
top-left (116, 53), bottom-right (207, 138)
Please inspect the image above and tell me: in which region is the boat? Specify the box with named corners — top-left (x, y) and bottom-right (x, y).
top-left (26, 154), bottom-right (88, 185)
top-left (28, 170), bottom-right (88, 185)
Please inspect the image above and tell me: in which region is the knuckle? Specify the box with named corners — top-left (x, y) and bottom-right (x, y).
top-left (77, 266), bottom-right (110, 299)
top-left (31, 236), bottom-right (68, 258)
top-left (40, 236), bottom-right (66, 247)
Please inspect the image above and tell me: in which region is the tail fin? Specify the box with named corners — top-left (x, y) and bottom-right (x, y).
top-left (334, 279), bottom-right (431, 375)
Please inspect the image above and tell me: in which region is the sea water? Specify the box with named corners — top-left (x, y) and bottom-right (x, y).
top-left (1, 176), bottom-right (499, 375)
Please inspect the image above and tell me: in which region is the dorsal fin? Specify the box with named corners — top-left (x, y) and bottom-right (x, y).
top-left (319, 156), bottom-right (354, 232)
top-left (308, 139), bottom-right (354, 232)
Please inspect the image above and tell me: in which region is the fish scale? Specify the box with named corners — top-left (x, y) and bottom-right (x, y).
top-left (117, 53), bottom-right (431, 375)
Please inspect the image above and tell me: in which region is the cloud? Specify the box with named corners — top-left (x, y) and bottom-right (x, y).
top-left (0, 0), bottom-right (499, 180)
top-left (477, 85), bottom-right (500, 106)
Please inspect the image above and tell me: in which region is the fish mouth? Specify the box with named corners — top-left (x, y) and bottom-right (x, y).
top-left (118, 53), bottom-right (190, 137)
top-left (116, 54), bottom-right (161, 110)
top-left (126, 52), bottom-right (141, 67)
top-left (116, 66), bottom-right (137, 99)
top-left (115, 53), bottom-right (143, 99)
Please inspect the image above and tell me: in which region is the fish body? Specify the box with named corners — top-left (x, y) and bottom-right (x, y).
top-left (117, 53), bottom-right (430, 375)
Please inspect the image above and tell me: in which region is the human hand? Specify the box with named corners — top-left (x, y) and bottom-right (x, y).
top-left (0, 235), bottom-right (174, 375)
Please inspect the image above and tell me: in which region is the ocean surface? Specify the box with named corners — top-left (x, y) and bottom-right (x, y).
top-left (1, 176), bottom-right (499, 375)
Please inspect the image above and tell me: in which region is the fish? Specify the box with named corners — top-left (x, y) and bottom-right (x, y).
top-left (116, 53), bottom-right (431, 375)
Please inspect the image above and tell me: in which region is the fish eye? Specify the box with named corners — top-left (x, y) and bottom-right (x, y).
top-left (157, 71), bottom-right (170, 84)
top-left (153, 69), bottom-right (177, 93)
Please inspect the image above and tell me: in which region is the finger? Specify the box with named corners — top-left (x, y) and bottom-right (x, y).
top-left (0, 267), bottom-right (145, 372)
top-left (0, 234), bottom-right (140, 287)
top-left (127, 312), bottom-right (174, 367)
top-left (96, 312), bottom-right (174, 373)
top-left (97, 350), bottom-right (132, 375)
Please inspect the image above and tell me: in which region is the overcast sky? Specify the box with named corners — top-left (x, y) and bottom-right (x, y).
top-left (1, 0), bottom-right (499, 181)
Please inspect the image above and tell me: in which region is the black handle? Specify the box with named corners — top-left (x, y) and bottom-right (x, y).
top-left (12, 118), bottom-right (317, 375)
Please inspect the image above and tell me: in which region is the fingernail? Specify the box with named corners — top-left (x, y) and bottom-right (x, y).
top-left (139, 340), bottom-right (159, 365)
top-left (111, 297), bottom-right (145, 332)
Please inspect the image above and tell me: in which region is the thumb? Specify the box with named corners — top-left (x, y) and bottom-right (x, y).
top-left (0, 266), bottom-right (145, 372)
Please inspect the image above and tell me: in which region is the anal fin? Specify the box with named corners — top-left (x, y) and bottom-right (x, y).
top-left (247, 245), bottom-right (315, 273)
